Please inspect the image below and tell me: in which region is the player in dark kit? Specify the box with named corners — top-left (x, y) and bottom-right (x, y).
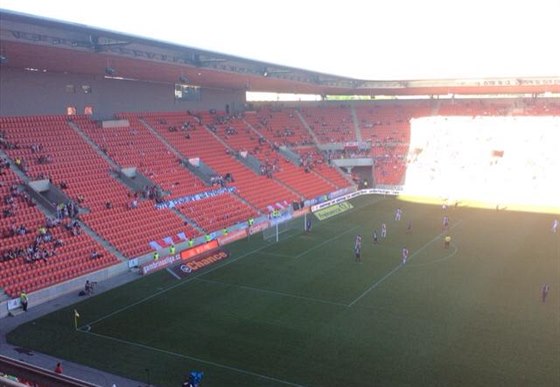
top-left (442, 215), bottom-right (449, 231)
top-left (354, 234), bottom-right (362, 262)
top-left (354, 244), bottom-right (361, 262)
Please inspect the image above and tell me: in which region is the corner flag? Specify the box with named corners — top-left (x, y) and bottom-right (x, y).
top-left (74, 309), bottom-right (80, 330)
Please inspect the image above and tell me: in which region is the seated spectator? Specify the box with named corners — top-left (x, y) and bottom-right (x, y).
top-left (16, 224), bottom-right (27, 235)
top-left (90, 250), bottom-right (102, 259)
top-left (46, 217), bottom-right (59, 228)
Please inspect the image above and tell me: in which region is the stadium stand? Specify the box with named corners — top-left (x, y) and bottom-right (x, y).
top-left (0, 115), bottom-right (198, 263)
top-left (139, 111), bottom-right (301, 213)
top-left (299, 105), bottom-right (356, 143)
top-left (2, 99), bottom-right (558, 300)
top-left (244, 106), bottom-right (315, 147)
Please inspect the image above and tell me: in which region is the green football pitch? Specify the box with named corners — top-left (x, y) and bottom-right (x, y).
top-left (7, 195), bottom-right (560, 387)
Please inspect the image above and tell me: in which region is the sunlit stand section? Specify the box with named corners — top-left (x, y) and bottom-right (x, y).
top-left (400, 115), bottom-right (560, 214)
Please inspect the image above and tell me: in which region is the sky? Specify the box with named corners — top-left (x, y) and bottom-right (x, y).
top-left (1, 0), bottom-right (559, 81)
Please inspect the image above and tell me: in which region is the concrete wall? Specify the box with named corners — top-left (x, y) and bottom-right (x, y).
top-left (0, 68), bottom-right (245, 118)
top-left (0, 262), bottom-right (132, 319)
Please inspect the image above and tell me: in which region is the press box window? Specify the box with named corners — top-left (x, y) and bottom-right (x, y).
top-left (174, 84), bottom-right (201, 101)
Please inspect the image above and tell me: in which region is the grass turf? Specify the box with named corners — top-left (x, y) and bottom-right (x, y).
top-left (7, 195), bottom-right (560, 387)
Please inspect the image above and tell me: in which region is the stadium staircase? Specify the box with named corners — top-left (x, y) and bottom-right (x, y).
top-left (350, 105), bottom-right (363, 142)
top-left (291, 146), bottom-right (353, 188)
top-left (6, 115), bottom-right (200, 259)
top-left (134, 111), bottom-right (292, 214)
top-left (209, 113), bottom-right (338, 200)
top-left (135, 111), bottom-right (262, 216)
top-left (0, 117), bottom-right (121, 297)
top-left (293, 109), bottom-right (321, 145)
top-left (3, 100), bottom-right (558, 303)
top-left (299, 105), bottom-right (356, 144)
top-left (244, 108), bottom-right (352, 191)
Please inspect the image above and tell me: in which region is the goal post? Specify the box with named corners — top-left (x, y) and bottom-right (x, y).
top-left (263, 212), bottom-right (307, 243)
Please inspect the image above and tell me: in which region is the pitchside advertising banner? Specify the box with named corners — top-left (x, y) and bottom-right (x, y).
top-left (311, 188), bottom-right (402, 213)
top-left (311, 190), bottom-right (361, 212)
top-left (314, 201), bottom-right (354, 220)
top-left (292, 207), bottom-right (310, 218)
top-left (141, 253), bottom-right (182, 275)
top-left (217, 229), bottom-right (247, 245)
top-left (170, 249), bottom-right (230, 279)
top-left (180, 240), bottom-right (219, 261)
top-left (361, 188), bottom-right (403, 196)
top-left (7, 298), bottom-right (21, 311)
top-left (248, 221), bottom-right (269, 236)
top-left (141, 240), bottom-right (220, 275)
top-left (327, 187), bottom-right (355, 200)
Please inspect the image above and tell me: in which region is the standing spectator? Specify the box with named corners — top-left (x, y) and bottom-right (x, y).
top-left (54, 362), bottom-right (63, 374)
top-left (20, 291), bottom-right (28, 312)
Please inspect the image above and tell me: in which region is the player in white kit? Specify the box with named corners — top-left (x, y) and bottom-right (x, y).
top-left (402, 247), bottom-right (409, 264)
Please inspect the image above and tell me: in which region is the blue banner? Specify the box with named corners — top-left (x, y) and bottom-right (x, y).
top-left (155, 186), bottom-right (236, 209)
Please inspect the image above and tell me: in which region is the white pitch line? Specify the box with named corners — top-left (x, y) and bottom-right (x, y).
top-left (82, 197), bottom-right (386, 329)
top-left (295, 225), bottom-right (359, 259)
top-left (84, 242), bottom-right (281, 329)
top-left (347, 265), bottom-right (402, 307)
top-left (407, 243), bottom-right (459, 267)
top-left (348, 221), bottom-right (463, 307)
top-left (195, 277), bottom-right (348, 307)
top-left (260, 251), bottom-right (294, 258)
top-left (79, 330), bottom-right (305, 387)
top-left (166, 267), bottom-right (182, 280)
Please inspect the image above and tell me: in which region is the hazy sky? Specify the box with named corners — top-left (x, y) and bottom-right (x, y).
top-left (2, 0), bottom-right (559, 80)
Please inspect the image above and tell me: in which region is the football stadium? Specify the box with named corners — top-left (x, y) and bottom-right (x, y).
top-left (0, 3), bottom-right (559, 387)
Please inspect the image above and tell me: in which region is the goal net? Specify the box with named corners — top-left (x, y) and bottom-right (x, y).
top-left (263, 213), bottom-right (307, 243)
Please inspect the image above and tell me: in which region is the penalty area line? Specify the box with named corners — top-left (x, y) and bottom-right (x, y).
top-left (195, 277), bottom-right (348, 307)
top-left (407, 243), bottom-right (459, 267)
top-left (78, 330), bottom-right (305, 387)
top-left (81, 241), bottom-right (282, 330)
top-left (78, 196), bottom-right (389, 331)
top-left (295, 225), bottom-right (360, 259)
top-left (348, 221), bottom-right (464, 307)
top-left (260, 251), bottom-right (294, 258)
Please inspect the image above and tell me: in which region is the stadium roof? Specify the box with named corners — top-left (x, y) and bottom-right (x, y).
top-left (1, 9), bottom-right (559, 96)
